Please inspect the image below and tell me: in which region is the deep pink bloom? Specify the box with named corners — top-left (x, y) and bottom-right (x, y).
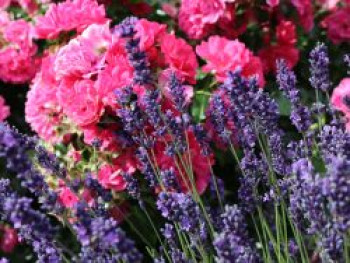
top-left (259, 44), bottom-right (299, 73)
top-left (34, 0), bottom-right (107, 39)
top-left (276, 20), bottom-right (297, 46)
top-left (259, 20), bottom-right (299, 73)
top-left (58, 186), bottom-right (79, 208)
top-left (82, 124), bottom-right (120, 151)
top-left (153, 131), bottom-right (214, 194)
top-left (291, 0), bottom-right (314, 32)
top-left (0, 225), bottom-right (18, 253)
top-left (179, 0), bottom-right (226, 39)
top-left (196, 36), bottom-right (265, 87)
top-left (160, 33), bottom-right (198, 84)
top-left (322, 7), bottom-right (350, 44)
top-left (25, 55), bottom-right (62, 142)
top-left (0, 95), bottom-right (10, 121)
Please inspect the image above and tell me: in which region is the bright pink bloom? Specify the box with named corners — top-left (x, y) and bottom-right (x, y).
top-left (291, 0), bottom-right (314, 32)
top-left (0, 95), bottom-right (10, 121)
top-left (196, 36), bottom-right (265, 87)
top-left (135, 19), bottom-right (166, 51)
top-left (160, 33), bottom-right (198, 84)
top-left (331, 78), bottom-right (350, 117)
top-left (58, 79), bottom-right (103, 127)
top-left (54, 22), bottom-right (111, 80)
top-left (0, 225), bottom-right (18, 253)
top-left (25, 55), bottom-right (62, 142)
top-left (58, 186), bottom-right (79, 208)
top-left (322, 7), bottom-right (350, 44)
top-left (0, 0), bottom-right (10, 9)
top-left (34, 0), bottom-right (107, 39)
top-left (179, 0), bottom-right (226, 39)
top-left (98, 152), bottom-right (137, 191)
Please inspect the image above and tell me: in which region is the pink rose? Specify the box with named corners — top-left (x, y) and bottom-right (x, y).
top-left (25, 55), bottom-right (62, 142)
top-left (196, 36), bottom-right (265, 87)
top-left (134, 19), bottom-right (166, 51)
top-left (160, 33), bottom-right (198, 84)
top-left (322, 7), bottom-right (350, 44)
top-left (58, 79), bottom-right (103, 127)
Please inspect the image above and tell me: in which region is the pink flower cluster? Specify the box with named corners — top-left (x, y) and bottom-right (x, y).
top-left (259, 20), bottom-right (300, 73)
top-left (26, 17), bottom-right (214, 198)
top-left (34, 0), bottom-right (107, 39)
top-left (0, 13), bottom-right (40, 84)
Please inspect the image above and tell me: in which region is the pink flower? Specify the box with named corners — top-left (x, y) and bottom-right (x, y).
top-left (98, 152), bottom-right (137, 191)
top-left (25, 55), bottom-right (62, 142)
top-left (0, 95), bottom-right (10, 121)
top-left (58, 79), bottom-right (103, 127)
top-left (322, 7), bottom-right (350, 44)
top-left (160, 33), bottom-right (198, 84)
top-left (291, 0), bottom-right (314, 32)
top-left (0, 226), bottom-right (18, 253)
top-left (134, 19), bottom-right (166, 51)
top-left (58, 186), bottom-right (79, 208)
top-left (34, 0), bottom-right (107, 39)
top-left (276, 20), bottom-right (297, 46)
top-left (0, 0), bottom-right (11, 9)
top-left (259, 21), bottom-right (299, 73)
top-left (266, 0), bottom-right (279, 7)
top-left (82, 124), bottom-right (120, 151)
top-left (153, 131), bottom-right (214, 194)
top-left (54, 22), bottom-right (111, 81)
top-left (317, 0), bottom-right (341, 10)
top-left (0, 19), bottom-right (40, 84)
top-left (179, 0), bottom-right (226, 39)
top-left (161, 3), bottom-right (177, 18)
top-left (196, 36), bottom-right (265, 87)
top-left (331, 78), bottom-right (350, 118)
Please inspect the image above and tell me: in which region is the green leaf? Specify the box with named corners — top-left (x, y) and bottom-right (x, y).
top-left (191, 92), bottom-right (210, 123)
